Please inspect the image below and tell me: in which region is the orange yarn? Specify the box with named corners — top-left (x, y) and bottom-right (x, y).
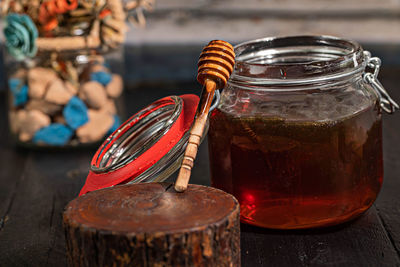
top-left (39, 0), bottom-right (78, 31)
top-left (99, 9), bottom-right (112, 19)
top-left (42, 17), bottom-right (58, 31)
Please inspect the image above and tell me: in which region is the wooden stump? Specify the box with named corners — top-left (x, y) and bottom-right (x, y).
top-left (63, 183), bottom-right (240, 267)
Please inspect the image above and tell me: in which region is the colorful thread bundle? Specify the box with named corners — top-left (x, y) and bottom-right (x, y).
top-left (1, 0), bottom-right (151, 146)
top-left (39, 0), bottom-right (79, 31)
top-left (1, 0), bottom-right (154, 55)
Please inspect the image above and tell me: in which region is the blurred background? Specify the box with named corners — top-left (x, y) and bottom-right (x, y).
top-left (0, 1), bottom-right (400, 265)
top-left (1, 0), bottom-right (400, 88)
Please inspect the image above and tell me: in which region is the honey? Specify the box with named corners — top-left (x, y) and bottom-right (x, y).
top-left (208, 104), bottom-right (382, 229)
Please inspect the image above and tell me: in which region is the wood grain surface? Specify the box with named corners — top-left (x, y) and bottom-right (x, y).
top-left (0, 67), bottom-right (399, 266)
top-left (64, 183), bottom-right (240, 266)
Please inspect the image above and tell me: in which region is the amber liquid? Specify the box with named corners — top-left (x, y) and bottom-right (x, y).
top-left (208, 106), bottom-right (382, 229)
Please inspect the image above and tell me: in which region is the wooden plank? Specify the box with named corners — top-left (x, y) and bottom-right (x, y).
top-left (124, 45), bottom-right (199, 87)
top-left (122, 0), bottom-right (400, 45)
top-left (121, 17), bottom-right (400, 46)
top-left (241, 208), bottom-right (400, 266)
top-left (0, 1), bottom-right (400, 45)
top-left (0, 94), bottom-right (29, 232)
top-left (375, 67), bottom-right (400, 255)
top-left (0, 49), bottom-right (5, 91)
top-left (122, 43), bottom-right (400, 86)
top-left (156, 0), bottom-right (400, 13)
top-left (0, 148), bottom-right (93, 265)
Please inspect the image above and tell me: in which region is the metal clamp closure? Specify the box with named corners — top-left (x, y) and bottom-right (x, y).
top-left (363, 51), bottom-right (399, 114)
top-left (209, 89), bottom-right (221, 112)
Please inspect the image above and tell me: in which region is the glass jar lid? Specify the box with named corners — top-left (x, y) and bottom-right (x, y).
top-left (80, 94), bottom-right (201, 195)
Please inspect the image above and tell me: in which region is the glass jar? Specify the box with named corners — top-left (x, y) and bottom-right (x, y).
top-left (208, 36), bottom-right (398, 229)
top-left (80, 94), bottom-right (207, 195)
top-left (5, 48), bottom-right (124, 148)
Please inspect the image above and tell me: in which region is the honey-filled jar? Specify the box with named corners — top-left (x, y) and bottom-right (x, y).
top-left (208, 36), bottom-right (399, 229)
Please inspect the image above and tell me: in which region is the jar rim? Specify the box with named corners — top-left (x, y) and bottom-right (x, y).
top-left (230, 35), bottom-right (367, 89)
top-left (79, 94), bottom-right (203, 196)
top-left (91, 96), bottom-right (183, 173)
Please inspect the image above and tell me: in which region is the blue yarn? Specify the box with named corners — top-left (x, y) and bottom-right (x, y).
top-left (63, 96), bottom-right (89, 129)
top-left (90, 71), bottom-right (112, 86)
top-left (4, 14), bottom-right (38, 60)
top-left (33, 124), bottom-right (73, 146)
top-left (8, 78), bottom-right (28, 106)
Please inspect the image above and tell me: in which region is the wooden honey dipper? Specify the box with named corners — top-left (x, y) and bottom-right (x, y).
top-left (175, 40), bottom-right (235, 192)
top-left (64, 42), bottom-right (240, 266)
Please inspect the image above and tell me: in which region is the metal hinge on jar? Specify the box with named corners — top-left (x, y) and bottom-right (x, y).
top-left (363, 51), bottom-right (399, 114)
top-left (210, 89), bottom-right (221, 112)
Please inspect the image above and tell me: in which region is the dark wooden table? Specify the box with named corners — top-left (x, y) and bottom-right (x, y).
top-left (1, 67), bottom-right (400, 266)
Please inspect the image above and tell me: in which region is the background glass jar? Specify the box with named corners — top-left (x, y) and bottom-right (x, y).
top-left (5, 48), bottom-right (124, 148)
top-left (208, 36), bottom-right (398, 229)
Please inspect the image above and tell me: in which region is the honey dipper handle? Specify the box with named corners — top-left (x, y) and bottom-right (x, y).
top-left (174, 80), bottom-right (216, 192)
top-left (175, 40), bottom-right (235, 192)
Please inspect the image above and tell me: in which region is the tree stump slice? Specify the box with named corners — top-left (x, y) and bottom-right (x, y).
top-left (63, 183), bottom-right (240, 267)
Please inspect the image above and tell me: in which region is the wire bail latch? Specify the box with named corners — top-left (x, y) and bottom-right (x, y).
top-left (363, 51), bottom-right (399, 114)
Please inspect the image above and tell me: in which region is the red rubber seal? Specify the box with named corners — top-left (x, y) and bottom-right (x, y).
top-left (79, 94), bottom-right (199, 195)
